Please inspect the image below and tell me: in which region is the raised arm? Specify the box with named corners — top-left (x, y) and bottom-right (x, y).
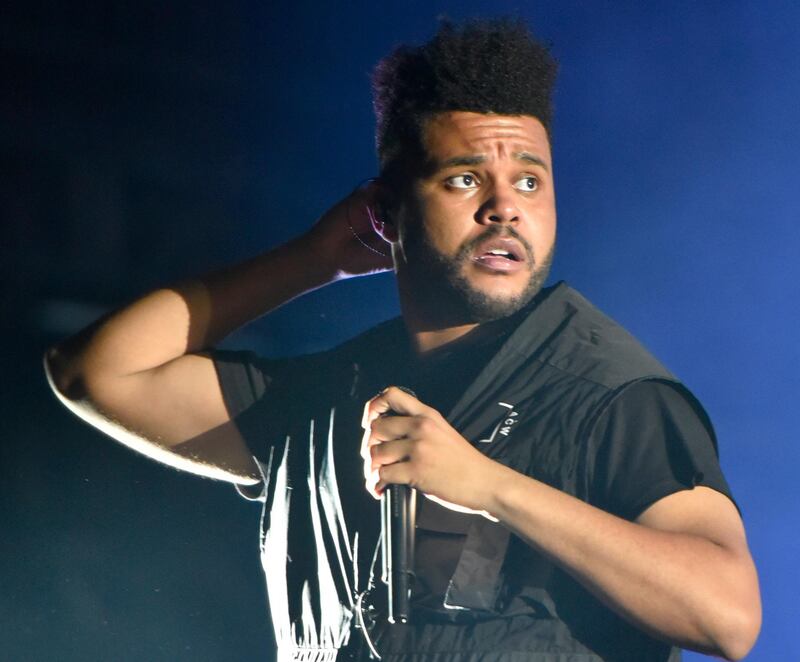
top-left (45, 183), bottom-right (392, 484)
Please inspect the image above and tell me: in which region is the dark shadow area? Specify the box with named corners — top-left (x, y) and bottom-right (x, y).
top-left (1, 337), bottom-right (274, 661)
top-left (1, 3), bottom-right (276, 659)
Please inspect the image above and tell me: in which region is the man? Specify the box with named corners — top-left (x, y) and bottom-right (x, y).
top-left (45, 19), bottom-right (760, 661)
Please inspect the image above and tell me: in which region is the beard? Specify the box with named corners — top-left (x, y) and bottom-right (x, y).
top-left (401, 222), bottom-right (554, 325)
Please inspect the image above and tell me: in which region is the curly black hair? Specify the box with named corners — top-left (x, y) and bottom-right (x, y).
top-left (372, 18), bottom-right (558, 183)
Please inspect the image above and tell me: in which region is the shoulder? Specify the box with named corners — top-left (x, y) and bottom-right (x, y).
top-left (323, 315), bottom-right (407, 363)
top-left (528, 282), bottom-right (677, 389)
top-left (589, 378), bottom-right (733, 519)
top-left (210, 316), bottom-right (406, 409)
top-left (596, 379), bottom-right (718, 450)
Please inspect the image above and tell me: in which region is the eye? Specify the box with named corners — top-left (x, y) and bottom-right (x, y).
top-left (445, 174), bottom-right (479, 189)
top-left (513, 176), bottom-right (539, 192)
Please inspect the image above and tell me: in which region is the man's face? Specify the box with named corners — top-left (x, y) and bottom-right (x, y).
top-left (394, 111), bottom-right (557, 324)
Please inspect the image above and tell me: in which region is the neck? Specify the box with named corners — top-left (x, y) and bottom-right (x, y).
top-left (399, 285), bottom-right (516, 356)
top-left (396, 276), bottom-right (469, 354)
top-left (408, 320), bottom-right (480, 355)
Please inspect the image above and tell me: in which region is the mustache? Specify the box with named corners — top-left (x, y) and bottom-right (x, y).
top-left (457, 225), bottom-right (535, 265)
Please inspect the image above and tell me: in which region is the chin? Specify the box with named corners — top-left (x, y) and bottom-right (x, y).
top-left (455, 282), bottom-right (540, 323)
top-left (402, 226), bottom-right (554, 325)
top-left (470, 275), bottom-right (528, 299)
top-left (457, 249), bottom-right (554, 323)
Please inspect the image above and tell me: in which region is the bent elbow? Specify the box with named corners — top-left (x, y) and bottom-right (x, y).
top-left (715, 601), bottom-right (762, 661)
top-left (43, 346), bottom-right (75, 398)
top-left (43, 344), bottom-right (96, 403)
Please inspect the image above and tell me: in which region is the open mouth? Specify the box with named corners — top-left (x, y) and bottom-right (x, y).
top-left (471, 237), bottom-right (527, 272)
top-left (478, 248), bottom-right (520, 261)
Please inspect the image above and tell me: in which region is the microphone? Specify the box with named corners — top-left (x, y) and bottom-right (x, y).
top-left (379, 387), bottom-right (417, 624)
top-left (382, 483), bottom-right (416, 624)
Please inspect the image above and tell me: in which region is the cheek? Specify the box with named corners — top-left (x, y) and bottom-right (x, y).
top-left (538, 215), bottom-right (557, 246)
top-left (530, 200), bottom-right (557, 249)
top-left (417, 196), bottom-right (475, 251)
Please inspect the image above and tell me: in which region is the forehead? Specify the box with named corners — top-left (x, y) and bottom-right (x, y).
top-left (421, 111), bottom-right (552, 164)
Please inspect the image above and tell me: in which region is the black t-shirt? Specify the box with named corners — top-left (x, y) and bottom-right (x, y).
top-left (213, 332), bottom-right (734, 616)
top-left (360, 331), bottom-right (734, 612)
top-left (211, 284), bottom-right (737, 661)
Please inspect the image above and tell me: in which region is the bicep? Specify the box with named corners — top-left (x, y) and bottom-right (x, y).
top-left (635, 486), bottom-right (748, 553)
top-left (125, 352), bottom-right (232, 445)
top-left (635, 486), bottom-right (762, 651)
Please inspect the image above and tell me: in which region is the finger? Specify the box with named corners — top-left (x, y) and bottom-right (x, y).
top-left (355, 224), bottom-right (392, 256)
top-left (354, 177), bottom-right (380, 196)
top-left (360, 423), bottom-right (410, 485)
top-left (375, 461), bottom-right (413, 496)
top-left (367, 415), bottom-right (415, 444)
top-left (347, 181), bottom-right (382, 233)
top-left (369, 438), bottom-right (413, 471)
top-left (360, 425), bottom-right (376, 483)
top-left (362, 385), bottom-right (424, 429)
top-left (360, 388), bottom-right (423, 468)
top-left (361, 433), bottom-right (412, 495)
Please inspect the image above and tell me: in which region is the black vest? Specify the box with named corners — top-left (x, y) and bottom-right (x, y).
top-left (249, 282), bottom-right (706, 661)
top-left (350, 282), bottom-right (704, 660)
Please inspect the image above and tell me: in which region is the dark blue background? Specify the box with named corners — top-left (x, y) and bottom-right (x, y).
top-left (2, 2), bottom-right (797, 659)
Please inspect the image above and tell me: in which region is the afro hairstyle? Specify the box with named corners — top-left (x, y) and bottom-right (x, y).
top-left (372, 18), bottom-right (558, 183)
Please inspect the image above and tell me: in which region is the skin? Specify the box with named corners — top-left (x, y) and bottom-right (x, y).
top-left (44, 108), bottom-right (761, 659)
top-left (383, 111), bottom-right (557, 352)
top-left (363, 112), bottom-right (762, 660)
top-left (44, 177), bottom-right (394, 485)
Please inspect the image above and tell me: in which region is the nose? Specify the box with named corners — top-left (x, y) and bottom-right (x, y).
top-left (476, 183), bottom-right (521, 225)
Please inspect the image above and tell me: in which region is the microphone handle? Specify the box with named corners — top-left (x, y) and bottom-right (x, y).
top-left (377, 386), bottom-right (418, 624)
top-left (382, 483), bottom-right (416, 624)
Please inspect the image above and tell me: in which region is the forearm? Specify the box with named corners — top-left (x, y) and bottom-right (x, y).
top-left (45, 185), bottom-right (389, 478)
top-left (47, 236), bottom-right (334, 390)
top-left (483, 462), bottom-right (759, 659)
top-left (365, 392), bottom-right (760, 659)
top-left (185, 236), bottom-right (338, 350)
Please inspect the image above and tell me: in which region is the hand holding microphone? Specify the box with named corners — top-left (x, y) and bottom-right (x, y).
top-left (370, 386), bottom-right (418, 624)
top-left (361, 386), bottom-right (500, 623)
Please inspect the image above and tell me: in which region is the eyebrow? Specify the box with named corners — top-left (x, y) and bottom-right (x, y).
top-left (438, 152), bottom-right (549, 172)
top-left (514, 152), bottom-right (549, 171)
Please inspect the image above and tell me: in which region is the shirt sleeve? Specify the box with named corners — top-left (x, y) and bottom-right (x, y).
top-left (589, 379), bottom-right (736, 521)
top-left (210, 349), bottom-right (306, 464)
top-left (211, 347), bottom-right (348, 462)
top-left (212, 349), bottom-right (273, 416)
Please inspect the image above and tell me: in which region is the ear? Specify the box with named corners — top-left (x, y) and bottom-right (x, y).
top-left (368, 182), bottom-right (399, 243)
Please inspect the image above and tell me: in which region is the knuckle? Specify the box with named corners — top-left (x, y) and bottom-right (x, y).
top-left (417, 417), bottom-right (435, 435)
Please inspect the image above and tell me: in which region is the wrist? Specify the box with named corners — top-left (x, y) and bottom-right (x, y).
top-left (282, 233), bottom-right (340, 288)
top-left (477, 458), bottom-right (520, 519)
top-left (480, 460), bottom-right (542, 524)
